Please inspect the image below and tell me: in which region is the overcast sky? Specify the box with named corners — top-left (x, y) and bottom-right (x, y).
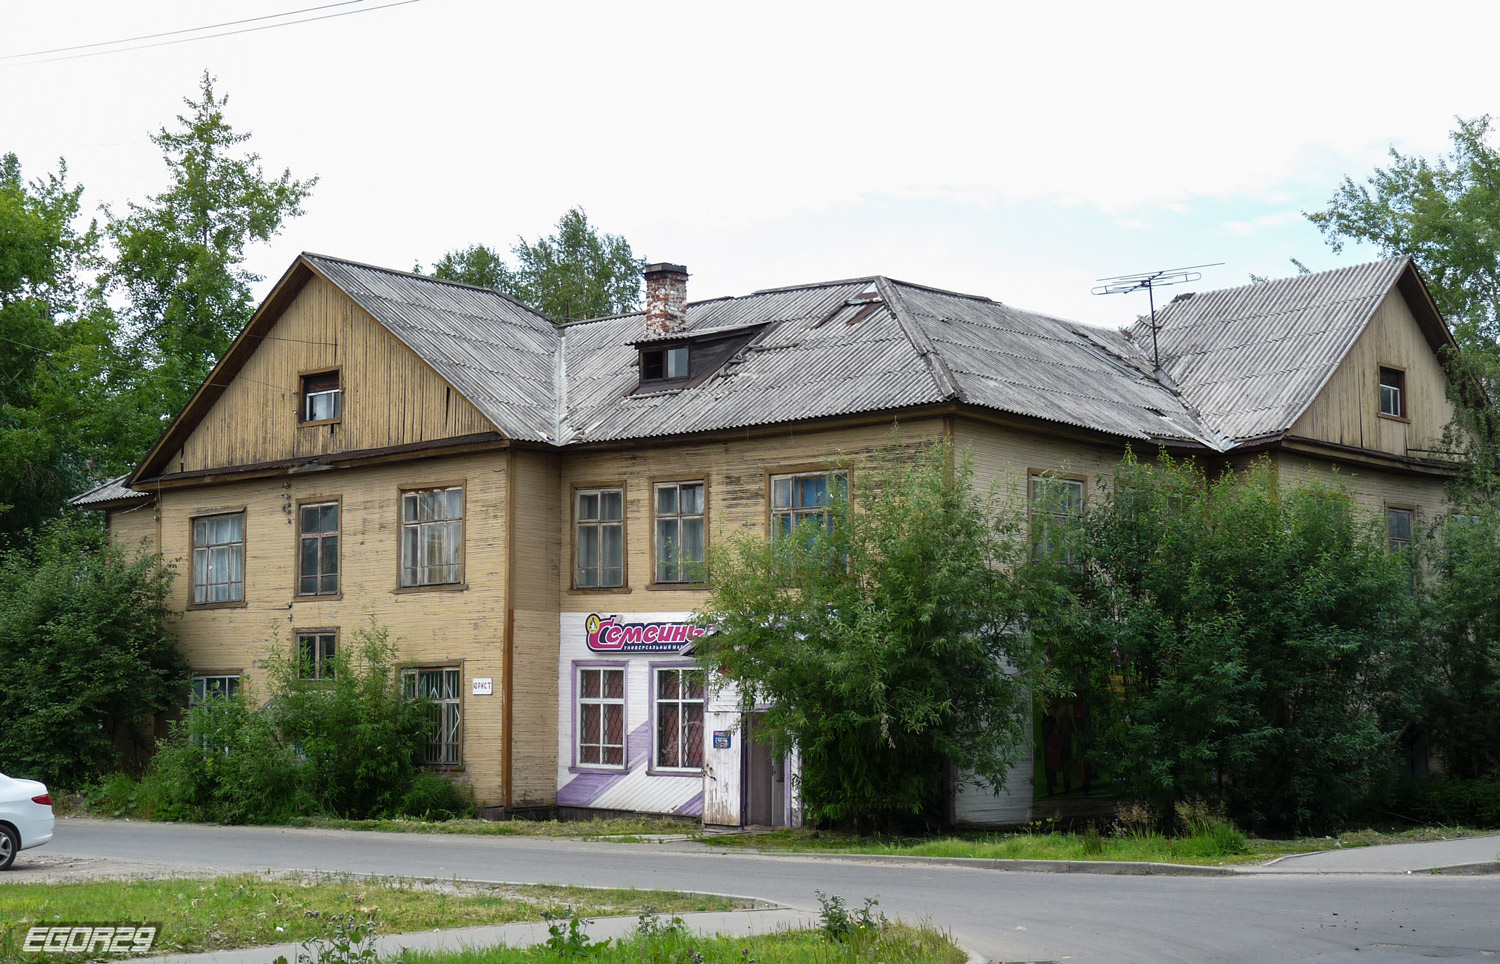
top-left (4, 0), bottom-right (1498, 327)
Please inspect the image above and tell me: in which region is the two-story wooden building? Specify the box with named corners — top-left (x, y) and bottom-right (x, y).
top-left (74, 253), bottom-right (1463, 825)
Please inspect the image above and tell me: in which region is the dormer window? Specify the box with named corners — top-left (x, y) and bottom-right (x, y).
top-left (642, 346), bottom-right (688, 381)
top-left (301, 370), bottom-right (341, 423)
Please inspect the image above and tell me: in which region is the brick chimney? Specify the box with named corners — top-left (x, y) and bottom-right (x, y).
top-left (643, 263), bottom-right (689, 336)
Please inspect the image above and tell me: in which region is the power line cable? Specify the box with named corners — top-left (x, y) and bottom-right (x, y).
top-left (5, 0), bottom-right (419, 65)
top-left (1, 0), bottom-right (373, 60)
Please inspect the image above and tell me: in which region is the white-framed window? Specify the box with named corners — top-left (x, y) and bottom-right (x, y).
top-left (401, 486), bottom-right (463, 587)
top-left (402, 667), bottom-right (462, 766)
top-left (296, 631), bottom-right (337, 681)
top-left (577, 666), bottom-right (625, 767)
top-left (192, 512), bottom-right (244, 605)
top-left (190, 674), bottom-right (241, 704)
top-left (770, 470), bottom-right (847, 540)
top-left (301, 370), bottom-right (341, 423)
top-left (298, 501), bottom-right (340, 596)
top-left (654, 667), bottom-right (704, 770)
top-left (575, 487), bottom-right (625, 588)
top-left (1030, 475), bottom-right (1084, 561)
top-left (655, 481), bottom-right (705, 583)
top-left (1379, 367), bottom-right (1406, 418)
top-left (641, 346), bottom-right (689, 380)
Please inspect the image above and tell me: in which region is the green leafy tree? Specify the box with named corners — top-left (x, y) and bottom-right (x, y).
top-left (1419, 507), bottom-right (1500, 778)
top-left (105, 71), bottom-right (316, 427)
top-left (1032, 455), bottom-right (1419, 832)
top-left (427, 207), bottom-right (644, 321)
top-left (0, 154), bottom-right (139, 541)
top-left (0, 518), bottom-right (186, 787)
top-left (694, 439), bottom-right (1048, 831)
top-left (1308, 116), bottom-right (1500, 348)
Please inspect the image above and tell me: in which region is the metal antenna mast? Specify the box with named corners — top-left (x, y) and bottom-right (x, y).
top-left (1092, 263), bottom-right (1222, 373)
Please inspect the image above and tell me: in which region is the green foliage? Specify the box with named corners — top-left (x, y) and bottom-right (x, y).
top-left (427, 207), bottom-right (645, 321)
top-left (1378, 775), bottom-right (1500, 828)
top-left (542, 914), bottom-right (611, 958)
top-left (104, 70), bottom-right (316, 431)
top-left (0, 517), bottom-right (186, 786)
top-left (396, 770), bottom-right (478, 820)
top-left (150, 619), bottom-right (432, 823)
top-left (1417, 509), bottom-right (1500, 778)
top-left (696, 437), bottom-right (1047, 831)
top-left (1309, 116), bottom-right (1500, 348)
top-left (1032, 454), bottom-right (1419, 833)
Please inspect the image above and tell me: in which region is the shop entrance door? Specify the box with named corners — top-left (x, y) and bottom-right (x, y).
top-left (744, 713), bottom-right (786, 828)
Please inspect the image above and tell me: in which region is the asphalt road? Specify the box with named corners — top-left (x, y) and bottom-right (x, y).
top-left (29, 818), bottom-right (1500, 963)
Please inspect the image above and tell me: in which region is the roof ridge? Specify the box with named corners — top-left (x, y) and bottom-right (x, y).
top-left (883, 277), bottom-right (999, 302)
top-left (1167, 255), bottom-right (1410, 305)
top-left (750, 275), bottom-right (883, 296)
top-left (875, 277), bottom-right (962, 402)
top-left (300, 251), bottom-right (556, 321)
top-left (556, 294), bottom-right (742, 327)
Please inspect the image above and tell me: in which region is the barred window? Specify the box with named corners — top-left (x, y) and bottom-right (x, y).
top-left (403, 667), bottom-right (462, 766)
top-left (655, 668), bottom-right (704, 770)
top-left (577, 666), bottom-right (625, 767)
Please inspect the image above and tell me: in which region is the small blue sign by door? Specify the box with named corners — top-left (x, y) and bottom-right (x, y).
top-left (713, 730), bottom-right (732, 749)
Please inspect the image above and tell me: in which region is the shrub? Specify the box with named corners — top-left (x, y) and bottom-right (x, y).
top-left (396, 772), bottom-right (476, 820)
top-left (1378, 776), bottom-right (1500, 828)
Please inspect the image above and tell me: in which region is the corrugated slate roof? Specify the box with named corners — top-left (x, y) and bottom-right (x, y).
top-left (303, 255), bottom-right (560, 443)
top-left (104, 251), bottom-right (1435, 497)
top-left (70, 475), bottom-right (150, 507)
top-left (1131, 257), bottom-right (1411, 444)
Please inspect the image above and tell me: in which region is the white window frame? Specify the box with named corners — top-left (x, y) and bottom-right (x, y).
top-left (576, 665), bottom-right (626, 769)
top-left (1030, 474), bottom-right (1085, 561)
top-left (402, 667), bottom-right (462, 766)
top-left (400, 486), bottom-right (464, 587)
top-left (653, 666), bottom-right (705, 771)
top-left (191, 511), bottom-right (245, 605)
top-left (575, 486), bottom-right (625, 588)
top-left (769, 470), bottom-right (847, 540)
top-left (1379, 366), bottom-right (1406, 419)
top-left (654, 480), bottom-right (706, 583)
top-left (301, 371), bottom-right (341, 423)
top-left (190, 674), bottom-right (240, 704)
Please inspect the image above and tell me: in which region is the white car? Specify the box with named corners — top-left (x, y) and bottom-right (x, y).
top-left (0, 772), bottom-right (54, 870)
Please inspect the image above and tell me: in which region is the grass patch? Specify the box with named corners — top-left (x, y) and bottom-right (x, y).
top-left (0, 874), bottom-right (734, 962)
top-left (392, 918), bottom-right (965, 964)
top-left (295, 816), bottom-right (697, 838)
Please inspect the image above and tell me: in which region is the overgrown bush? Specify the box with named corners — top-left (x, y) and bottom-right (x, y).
top-left (396, 771), bottom-right (476, 820)
top-left (149, 619), bottom-right (431, 823)
top-left (0, 517), bottom-right (186, 787)
top-left (1376, 776), bottom-right (1500, 828)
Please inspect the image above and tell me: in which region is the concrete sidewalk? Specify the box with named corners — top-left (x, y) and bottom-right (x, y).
top-left (1250, 833), bottom-right (1500, 874)
top-left (142, 908), bottom-right (818, 964)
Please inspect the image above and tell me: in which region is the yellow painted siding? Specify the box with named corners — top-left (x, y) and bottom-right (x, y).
top-left (510, 449), bottom-right (562, 806)
top-left (171, 275), bottom-right (496, 474)
top-left (1276, 451), bottom-right (1450, 533)
top-left (108, 501), bottom-right (159, 555)
top-left (1291, 289), bottom-right (1456, 457)
top-left (953, 418), bottom-right (1141, 516)
top-left (157, 451), bottom-right (512, 805)
top-left (556, 419), bottom-right (948, 611)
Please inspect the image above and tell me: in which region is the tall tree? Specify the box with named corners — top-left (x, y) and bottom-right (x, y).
top-left (1308, 116), bottom-right (1500, 349)
top-left (694, 439), bottom-right (1048, 831)
top-left (428, 207), bottom-right (645, 321)
top-left (0, 153), bottom-right (133, 541)
top-left (105, 71), bottom-right (316, 425)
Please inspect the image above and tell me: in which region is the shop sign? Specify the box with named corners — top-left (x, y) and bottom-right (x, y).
top-left (585, 612), bottom-right (713, 654)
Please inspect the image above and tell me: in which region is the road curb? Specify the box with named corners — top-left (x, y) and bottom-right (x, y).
top-left (1428, 861), bottom-right (1500, 875)
top-left (722, 848), bottom-right (1239, 877)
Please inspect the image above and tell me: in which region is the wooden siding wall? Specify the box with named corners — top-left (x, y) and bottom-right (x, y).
top-left (157, 451), bottom-right (513, 806)
top-left (1291, 289), bottom-right (1456, 457)
top-left (172, 275), bottom-right (495, 474)
top-left (509, 449), bottom-right (562, 806)
top-left (108, 501), bottom-right (160, 555)
top-left (1276, 451), bottom-right (1450, 531)
top-left (555, 419), bottom-right (948, 609)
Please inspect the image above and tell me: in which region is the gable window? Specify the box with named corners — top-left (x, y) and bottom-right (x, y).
top-left (655, 667), bottom-right (704, 770)
top-left (301, 370), bottom-right (341, 423)
top-left (1031, 474), bottom-right (1084, 561)
top-left (192, 512), bottom-right (245, 605)
top-left (575, 486), bottom-right (625, 588)
top-left (403, 667), bottom-right (462, 765)
top-left (641, 346), bottom-right (689, 381)
top-left (191, 674), bottom-right (240, 704)
top-left (298, 500), bottom-right (340, 596)
top-left (577, 665), bottom-right (625, 767)
top-left (770, 470), bottom-right (847, 540)
top-left (401, 486), bottom-right (463, 587)
top-left (654, 481), bottom-right (705, 583)
top-left (296, 631), bottom-right (337, 680)
top-left (1379, 367), bottom-right (1406, 419)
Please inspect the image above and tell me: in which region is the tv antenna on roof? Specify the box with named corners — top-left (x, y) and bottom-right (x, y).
top-left (1092, 263), bottom-right (1222, 373)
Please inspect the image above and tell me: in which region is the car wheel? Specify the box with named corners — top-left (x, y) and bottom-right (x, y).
top-left (0, 825), bottom-right (16, 870)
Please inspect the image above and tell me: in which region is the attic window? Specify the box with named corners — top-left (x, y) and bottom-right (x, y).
top-left (301, 370), bottom-right (341, 423)
top-left (1379, 366), bottom-right (1406, 419)
top-left (641, 346), bottom-right (689, 381)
